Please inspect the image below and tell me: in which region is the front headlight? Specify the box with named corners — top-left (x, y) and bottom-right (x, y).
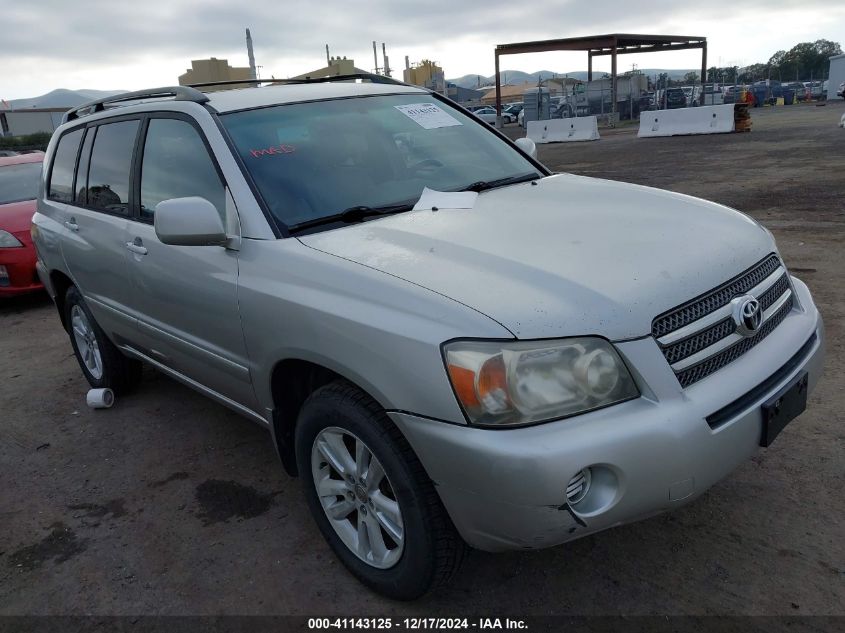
top-left (444, 337), bottom-right (639, 426)
top-left (0, 230), bottom-right (23, 248)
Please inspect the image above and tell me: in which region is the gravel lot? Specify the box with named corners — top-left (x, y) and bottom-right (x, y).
top-left (1, 101), bottom-right (844, 618)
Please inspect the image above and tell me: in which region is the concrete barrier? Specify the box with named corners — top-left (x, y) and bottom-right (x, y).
top-left (638, 105), bottom-right (735, 138)
top-left (526, 116), bottom-right (600, 143)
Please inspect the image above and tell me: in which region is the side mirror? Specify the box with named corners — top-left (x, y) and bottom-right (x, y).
top-left (154, 197), bottom-right (227, 246)
top-left (515, 137), bottom-right (538, 160)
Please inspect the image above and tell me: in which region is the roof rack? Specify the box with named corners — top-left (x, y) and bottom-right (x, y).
top-left (187, 73), bottom-right (406, 90)
top-left (63, 86), bottom-right (209, 123)
top-left (62, 75), bottom-right (410, 124)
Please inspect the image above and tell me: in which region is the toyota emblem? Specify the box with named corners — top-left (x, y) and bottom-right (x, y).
top-left (731, 295), bottom-right (763, 337)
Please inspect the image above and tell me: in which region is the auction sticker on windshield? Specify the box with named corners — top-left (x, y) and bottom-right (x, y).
top-left (395, 103), bottom-right (462, 129)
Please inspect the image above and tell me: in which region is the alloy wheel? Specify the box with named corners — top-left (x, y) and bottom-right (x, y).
top-left (70, 305), bottom-right (103, 380)
top-left (311, 427), bottom-right (405, 569)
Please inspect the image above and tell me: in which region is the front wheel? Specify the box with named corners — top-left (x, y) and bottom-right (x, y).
top-left (295, 381), bottom-right (465, 600)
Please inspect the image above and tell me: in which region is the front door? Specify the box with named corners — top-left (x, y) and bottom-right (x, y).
top-left (123, 115), bottom-right (256, 409)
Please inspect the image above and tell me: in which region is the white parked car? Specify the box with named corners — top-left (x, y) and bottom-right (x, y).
top-left (473, 106), bottom-right (514, 124)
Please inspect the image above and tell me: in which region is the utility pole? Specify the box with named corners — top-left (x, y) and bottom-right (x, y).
top-left (382, 43), bottom-right (391, 77)
top-left (372, 41), bottom-right (380, 75)
top-left (246, 28), bottom-right (257, 81)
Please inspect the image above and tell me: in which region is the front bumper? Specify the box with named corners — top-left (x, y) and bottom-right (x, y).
top-left (0, 234), bottom-right (42, 296)
top-left (390, 277), bottom-right (824, 551)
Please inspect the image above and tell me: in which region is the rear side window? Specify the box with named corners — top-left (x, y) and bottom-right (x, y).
top-left (48, 128), bottom-right (83, 202)
top-left (139, 118), bottom-right (225, 221)
top-left (86, 120), bottom-right (139, 215)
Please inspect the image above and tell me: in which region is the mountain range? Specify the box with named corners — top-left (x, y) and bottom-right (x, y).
top-left (8, 72), bottom-right (701, 107)
top-left (448, 69), bottom-right (697, 89)
top-left (7, 89), bottom-right (126, 109)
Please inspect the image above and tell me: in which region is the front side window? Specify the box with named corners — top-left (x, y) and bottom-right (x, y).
top-left (0, 162), bottom-right (42, 204)
top-left (140, 118), bottom-right (225, 221)
top-left (85, 120), bottom-right (139, 215)
top-left (48, 128), bottom-right (83, 202)
top-left (222, 94), bottom-right (541, 230)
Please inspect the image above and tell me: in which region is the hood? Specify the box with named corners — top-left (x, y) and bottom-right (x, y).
top-left (299, 174), bottom-right (775, 340)
top-left (0, 199), bottom-right (37, 236)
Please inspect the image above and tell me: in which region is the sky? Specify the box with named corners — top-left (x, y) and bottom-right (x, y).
top-left (2, 0), bottom-right (844, 99)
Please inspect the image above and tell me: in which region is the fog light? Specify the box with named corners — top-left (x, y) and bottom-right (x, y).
top-left (566, 468), bottom-right (592, 505)
top-left (0, 265), bottom-right (9, 287)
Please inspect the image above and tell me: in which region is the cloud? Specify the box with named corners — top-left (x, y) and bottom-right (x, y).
top-left (3, 0), bottom-right (844, 98)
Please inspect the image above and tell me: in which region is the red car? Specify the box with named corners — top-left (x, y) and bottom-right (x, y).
top-left (0, 151), bottom-right (44, 296)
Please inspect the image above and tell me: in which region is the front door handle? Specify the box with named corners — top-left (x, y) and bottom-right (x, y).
top-left (126, 240), bottom-right (148, 256)
top-left (64, 218), bottom-right (79, 232)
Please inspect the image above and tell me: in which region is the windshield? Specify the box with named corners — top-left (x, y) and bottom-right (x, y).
top-left (0, 162), bottom-right (42, 205)
top-left (221, 94), bottom-right (541, 229)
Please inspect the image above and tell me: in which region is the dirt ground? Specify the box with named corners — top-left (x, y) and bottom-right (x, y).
top-left (1, 102), bottom-right (844, 618)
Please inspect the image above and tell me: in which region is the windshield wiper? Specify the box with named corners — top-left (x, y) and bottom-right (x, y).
top-left (288, 203), bottom-right (414, 234)
top-left (458, 172), bottom-right (541, 193)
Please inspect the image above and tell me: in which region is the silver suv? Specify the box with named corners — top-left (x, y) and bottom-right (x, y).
top-left (33, 76), bottom-right (824, 600)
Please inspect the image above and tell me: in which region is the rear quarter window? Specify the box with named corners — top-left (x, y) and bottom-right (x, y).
top-left (48, 128), bottom-right (84, 202)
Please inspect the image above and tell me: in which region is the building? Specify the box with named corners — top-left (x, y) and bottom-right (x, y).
top-left (291, 57), bottom-right (368, 80)
top-left (479, 79), bottom-right (592, 106)
top-left (829, 53), bottom-right (845, 100)
top-left (446, 83), bottom-right (484, 105)
top-left (543, 77), bottom-right (583, 97)
top-left (404, 60), bottom-right (445, 93)
top-left (0, 108), bottom-right (68, 136)
top-left (480, 81), bottom-right (535, 105)
top-left (178, 58), bottom-right (252, 91)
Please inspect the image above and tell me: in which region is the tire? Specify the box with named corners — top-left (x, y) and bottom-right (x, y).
top-left (65, 286), bottom-right (141, 395)
top-left (295, 380), bottom-right (465, 600)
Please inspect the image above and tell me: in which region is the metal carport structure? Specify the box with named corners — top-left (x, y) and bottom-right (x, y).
top-left (494, 33), bottom-right (707, 125)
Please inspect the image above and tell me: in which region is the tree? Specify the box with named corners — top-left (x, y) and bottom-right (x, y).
top-left (0, 131), bottom-right (51, 151)
top-left (682, 71), bottom-right (699, 84)
top-left (767, 40), bottom-right (842, 80)
top-left (814, 39), bottom-right (843, 58)
top-left (767, 50), bottom-right (790, 80)
top-left (738, 63), bottom-right (769, 83)
top-left (707, 66), bottom-right (739, 84)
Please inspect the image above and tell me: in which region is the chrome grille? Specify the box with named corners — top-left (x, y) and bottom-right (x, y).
top-left (653, 254), bottom-right (794, 388)
top-left (675, 296), bottom-right (793, 387)
top-left (757, 273), bottom-right (790, 310)
top-left (652, 255), bottom-right (781, 338)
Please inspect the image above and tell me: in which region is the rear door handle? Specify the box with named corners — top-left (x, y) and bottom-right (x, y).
top-left (126, 241), bottom-right (148, 256)
top-left (64, 219), bottom-right (79, 232)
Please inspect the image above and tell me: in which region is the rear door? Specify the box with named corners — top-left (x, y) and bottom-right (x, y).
top-left (55, 119), bottom-right (140, 340)
top-left (123, 114), bottom-right (256, 408)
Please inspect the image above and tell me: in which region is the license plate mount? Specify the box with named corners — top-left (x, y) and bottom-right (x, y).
top-left (760, 371), bottom-right (808, 447)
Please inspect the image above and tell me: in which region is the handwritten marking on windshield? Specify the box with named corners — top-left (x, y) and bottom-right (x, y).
top-left (249, 144), bottom-right (296, 158)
